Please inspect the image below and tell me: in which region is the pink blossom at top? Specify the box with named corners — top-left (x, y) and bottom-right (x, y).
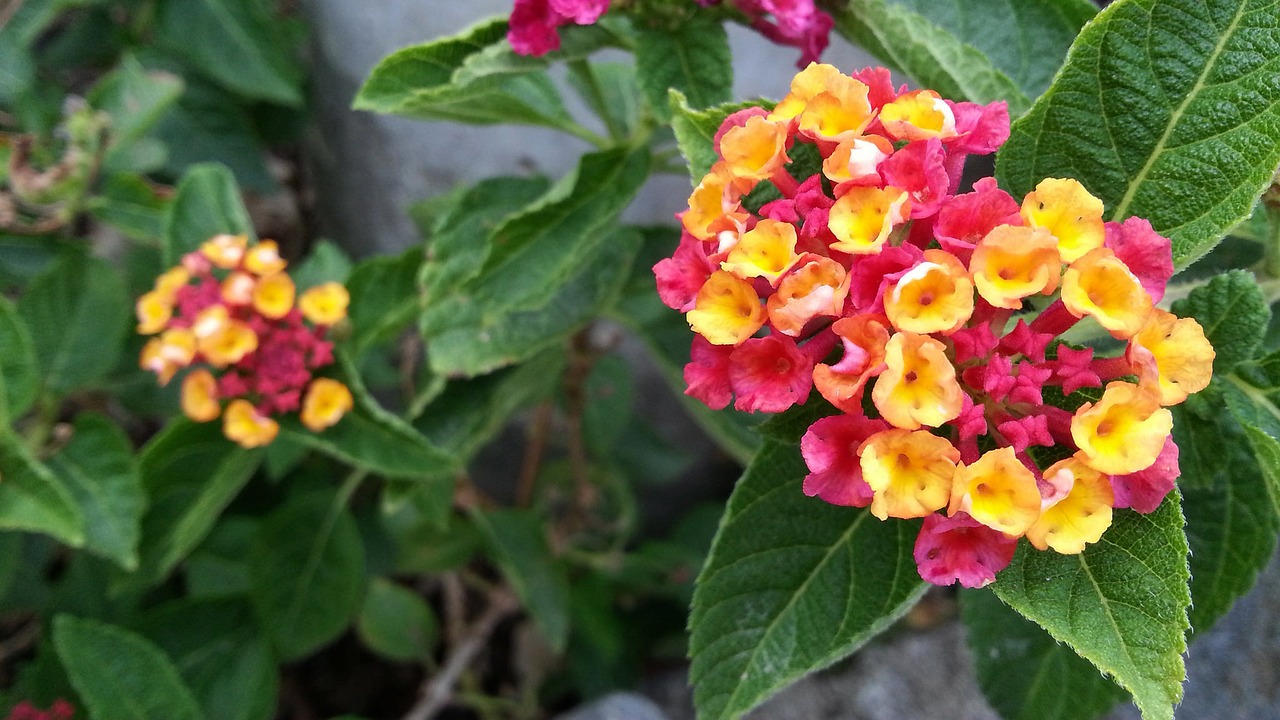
top-left (1104, 217), bottom-right (1174, 303)
top-left (508, 0), bottom-right (610, 56)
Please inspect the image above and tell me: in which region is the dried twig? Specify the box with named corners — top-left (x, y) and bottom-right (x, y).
top-left (515, 402), bottom-right (553, 507)
top-left (401, 587), bottom-right (520, 720)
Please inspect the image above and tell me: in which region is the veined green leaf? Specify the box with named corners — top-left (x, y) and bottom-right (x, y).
top-left (0, 431), bottom-right (83, 546)
top-left (49, 414), bottom-right (144, 570)
top-left (835, 0), bottom-right (1031, 114)
top-left (669, 91), bottom-right (774, 184)
top-left (962, 589), bottom-right (1126, 720)
top-left (54, 615), bottom-right (205, 720)
top-left (991, 495), bottom-right (1190, 720)
top-left (689, 440), bottom-right (926, 720)
top-left (1242, 423), bottom-right (1280, 518)
top-left (635, 19), bottom-right (732, 121)
top-left (0, 296), bottom-right (38, 423)
top-left (996, 0), bottom-right (1280, 268)
top-left (1171, 270), bottom-right (1270, 375)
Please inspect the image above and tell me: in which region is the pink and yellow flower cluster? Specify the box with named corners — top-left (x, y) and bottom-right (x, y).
top-left (137, 235), bottom-right (354, 449)
top-left (654, 64), bottom-right (1215, 588)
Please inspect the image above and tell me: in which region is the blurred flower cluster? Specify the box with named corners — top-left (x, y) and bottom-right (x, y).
top-left (655, 63), bottom-right (1214, 588)
top-left (137, 234), bottom-right (354, 448)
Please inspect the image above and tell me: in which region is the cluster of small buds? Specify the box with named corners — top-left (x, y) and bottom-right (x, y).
top-left (137, 234), bottom-right (355, 449)
top-left (507, 0), bottom-right (831, 66)
top-left (654, 63), bottom-right (1216, 588)
top-left (4, 700), bottom-right (74, 720)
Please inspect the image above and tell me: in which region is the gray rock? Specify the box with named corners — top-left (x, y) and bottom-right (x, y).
top-left (557, 692), bottom-right (670, 720)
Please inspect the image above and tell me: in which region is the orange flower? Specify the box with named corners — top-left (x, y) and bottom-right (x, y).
top-left (1072, 382), bottom-right (1173, 475)
top-left (1062, 248), bottom-right (1153, 339)
top-left (301, 378), bottom-right (354, 432)
top-left (181, 369), bottom-right (221, 422)
top-left (298, 282), bottom-right (350, 326)
top-left (884, 250), bottom-right (974, 335)
top-left (969, 224), bottom-right (1060, 309)
top-left (872, 332), bottom-right (962, 429)
top-left (223, 399), bottom-right (279, 448)
top-left (861, 428), bottom-right (960, 520)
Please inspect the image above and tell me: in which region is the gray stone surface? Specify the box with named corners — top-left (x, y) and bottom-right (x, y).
top-left (556, 692), bottom-right (670, 720)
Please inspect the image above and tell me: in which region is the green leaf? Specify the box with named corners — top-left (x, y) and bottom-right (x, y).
top-left (346, 248), bottom-right (421, 356)
top-left (49, 414), bottom-right (144, 570)
top-left (291, 240), bottom-right (352, 291)
top-left (0, 297), bottom-right (38, 422)
top-left (17, 254), bottom-right (129, 397)
top-left (1241, 423), bottom-right (1280, 518)
top-left (162, 163), bottom-right (255, 266)
top-left (1176, 404), bottom-right (1280, 633)
top-left (131, 420), bottom-right (262, 588)
top-left (249, 490), bottom-right (366, 661)
top-left (635, 19), bottom-right (732, 121)
top-left (882, 0), bottom-right (1096, 100)
top-left (149, 77), bottom-right (277, 193)
top-left (1223, 350), bottom-right (1280, 440)
top-left (567, 61), bottom-right (641, 141)
top-left (962, 589), bottom-right (1126, 720)
top-left (88, 55), bottom-right (184, 173)
top-left (990, 495), bottom-right (1190, 720)
top-left (88, 173), bottom-right (172, 242)
top-left (689, 440), bottom-right (927, 720)
top-left (155, 0), bottom-right (303, 106)
top-left (134, 597), bottom-right (277, 720)
top-left (357, 577), bottom-right (439, 662)
top-left (53, 615), bottom-right (205, 720)
top-left (995, 0), bottom-right (1280, 268)
top-left (353, 17), bottom-right (577, 131)
top-left (669, 91), bottom-right (773, 183)
top-left (1171, 270), bottom-right (1270, 375)
top-left (835, 0), bottom-right (1031, 114)
top-left (473, 508), bottom-right (572, 652)
top-left (184, 515), bottom-right (257, 598)
top-left (279, 353), bottom-right (457, 480)
top-left (0, 432), bottom-right (83, 546)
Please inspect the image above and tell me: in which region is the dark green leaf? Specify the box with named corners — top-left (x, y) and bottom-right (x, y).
top-left (88, 55), bottom-right (184, 173)
top-left (990, 496), bottom-right (1190, 720)
top-left (567, 61), bottom-right (641, 141)
top-left (0, 432), bottom-right (83, 546)
top-left (1171, 270), bottom-right (1269, 375)
top-left (155, 0), bottom-right (303, 106)
top-left (346, 248), bottom-right (421, 355)
top-left (474, 508), bottom-right (572, 651)
top-left (995, 0), bottom-right (1280, 268)
top-left (835, 0), bottom-right (1031, 114)
top-left (53, 615), bottom-right (204, 720)
top-left (882, 0), bottom-right (1096, 100)
top-left (150, 78), bottom-right (277, 193)
top-left (291, 240), bottom-right (352, 291)
top-left (689, 440), bottom-right (926, 720)
top-left (49, 414), bottom-right (144, 570)
top-left (1223, 350), bottom-right (1280, 440)
top-left (249, 491), bottom-right (366, 661)
top-left (88, 173), bottom-right (171, 242)
top-left (1241, 423), bottom-right (1280, 518)
top-left (353, 18), bottom-right (577, 131)
top-left (0, 297), bottom-right (38, 422)
top-left (357, 577), bottom-right (439, 662)
top-left (962, 589), bottom-right (1126, 720)
top-left (162, 163), bottom-right (255, 266)
top-left (185, 515), bottom-right (258, 598)
top-left (18, 254), bottom-right (129, 397)
top-left (130, 420), bottom-right (262, 588)
top-left (135, 597), bottom-right (277, 720)
top-left (635, 19), bottom-right (732, 121)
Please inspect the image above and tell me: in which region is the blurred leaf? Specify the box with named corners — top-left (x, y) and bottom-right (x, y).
top-left (391, 512), bottom-right (481, 575)
top-left (635, 19), bottom-right (731, 121)
top-left (1223, 350), bottom-right (1280, 440)
top-left (354, 18), bottom-right (579, 131)
top-left (0, 432), bottom-right (83, 546)
top-left (689, 440), bottom-right (926, 720)
top-left (995, 0), bottom-right (1280, 269)
top-left (835, 0), bottom-right (1031, 114)
top-left (135, 597), bottom-right (276, 720)
top-left (582, 354), bottom-right (635, 455)
top-left (155, 0), bottom-right (303, 106)
top-left (88, 173), bottom-right (171, 242)
top-left (280, 353), bottom-right (457, 479)
top-left (881, 0), bottom-right (1096, 100)
top-left (567, 61), bottom-right (641, 141)
top-left (49, 414), bottom-right (144, 570)
top-left (990, 496), bottom-right (1190, 720)
top-left (474, 508), bottom-right (571, 651)
top-left (0, 297), bottom-right (38, 423)
top-left (162, 163), bottom-right (255, 266)
top-left (88, 55), bottom-right (184, 173)
top-left (346, 248), bottom-right (421, 356)
top-left (962, 589), bottom-right (1126, 720)
top-left (669, 91), bottom-right (773, 183)
top-left (185, 515), bottom-right (258, 598)
top-left (291, 240), bottom-right (352, 291)
top-left (1171, 270), bottom-right (1270, 375)
top-left (1243, 423), bottom-right (1280, 517)
top-left (130, 420), bottom-right (262, 589)
top-left (0, 234), bottom-right (69, 292)
top-left (53, 615), bottom-right (204, 720)
top-left (249, 491), bottom-right (366, 661)
top-left (18, 254), bottom-right (129, 397)
top-left (357, 577), bottom-right (438, 662)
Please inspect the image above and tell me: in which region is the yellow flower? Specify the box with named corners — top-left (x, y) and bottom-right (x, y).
top-left (244, 240), bottom-right (288, 275)
top-left (860, 428), bottom-right (960, 520)
top-left (181, 369), bottom-right (221, 423)
top-left (686, 271), bottom-right (766, 346)
top-left (301, 378), bottom-right (354, 432)
top-left (1127, 309), bottom-right (1215, 405)
top-left (720, 219), bottom-right (801, 286)
top-left (872, 332), bottom-right (963, 429)
top-left (719, 116), bottom-right (791, 182)
top-left (828, 186), bottom-right (910, 255)
top-left (200, 234), bottom-right (248, 269)
top-left (879, 90), bottom-right (957, 142)
top-left (252, 273), bottom-right (297, 320)
top-left (135, 291), bottom-right (173, 334)
top-left (766, 257), bottom-right (848, 337)
top-left (796, 73), bottom-right (874, 142)
top-left (884, 249), bottom-right (974, 335)
top-left (768, 62), bottom-right (844, 122)
top-left (969, 224), bottom-right (1060, 309)
top-left (140, 328), bottom-right (196, 385)
top-left (223, 399), bottom-right (278, 448)
top-left (1026, 457), bottom-right (1113, 554)
top-left (299, 282), bottom-right (350, 326)
top-left (1072, 381), bottom-right (1173, 475)
top-left (1021, 178), bottom-right (1104, 263)
top-left (1062, 247), bottom-right (1153, 339)
top-left (949, 447), bottom-right (1041, 536)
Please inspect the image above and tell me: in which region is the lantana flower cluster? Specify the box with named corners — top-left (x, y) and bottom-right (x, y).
top-left (654, 63), bottom-right (1215, 588)
top-left (507, 0), bottom-right (833, 66)
top-left (137, 234), bottom-right (354, 449)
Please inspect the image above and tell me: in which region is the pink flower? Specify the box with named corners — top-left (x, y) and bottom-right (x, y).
top-left (508, 0), bottom-right (609, 56)
top-left (1109, 436), bottom-right (1180, 513)
top-left (801, 414), bottom-right (888, 507)
top-left (684, 336), bottom-right (735, 410)
top-left (913, 513), bottom-right (1017, 588)
top-left (1104, 217), bottom-right (1173, 303)
top-left (729, 334), bottom-right (814, 412)
top-left (933, 177), bottom-right (1021, 262)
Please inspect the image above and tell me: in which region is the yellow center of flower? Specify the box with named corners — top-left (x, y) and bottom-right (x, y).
top-left (1071, 381), bottom-right (1173, 475)
top-left (969, 224), bottom-right (1061, 309)
top-left (828, 186), bottom-right (910, 255)
top-left (872, 332), bottom-right (962, 429)
top-left (686, 270), bottom-right (766, 346)
top-left (1020, 178), bottom-right (1105, 263)
top-left (860, 428), bottom-right (960, 520)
